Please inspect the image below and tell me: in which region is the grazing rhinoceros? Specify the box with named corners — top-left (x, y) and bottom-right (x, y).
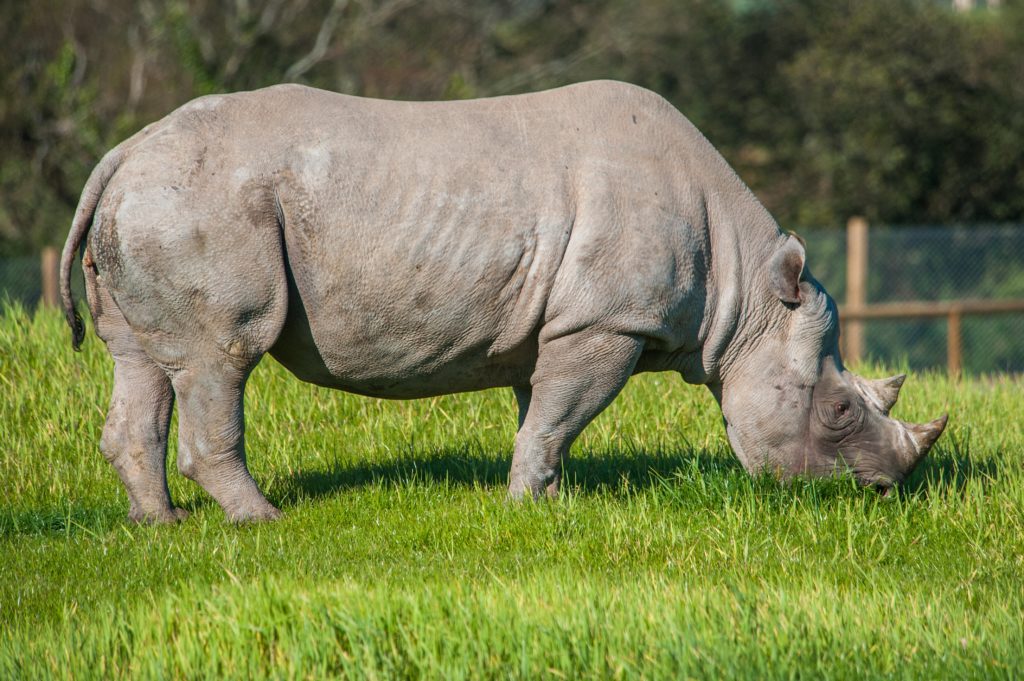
top-left (60, 80), bottom-right (947, 523)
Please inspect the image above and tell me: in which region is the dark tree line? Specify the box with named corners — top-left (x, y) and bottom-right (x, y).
top-left (2, 0), bottom-right (1023, 255)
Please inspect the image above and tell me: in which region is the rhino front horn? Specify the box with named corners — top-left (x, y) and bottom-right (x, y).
top-left (869, 374), bottom-right (906, 414)
top-left (905, 413), bottom-right (949, 457)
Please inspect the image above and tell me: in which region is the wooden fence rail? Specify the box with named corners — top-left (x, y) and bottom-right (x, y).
top-left (839, 299), bottom-right (1024, 377)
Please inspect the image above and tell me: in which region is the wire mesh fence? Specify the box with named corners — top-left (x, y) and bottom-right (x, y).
top-left (0, 255), bottom-right (83, 311)
top-left (3, 223), bottom-right (1024, 373)
top-left (802, 224), bottom-right (1024, 374)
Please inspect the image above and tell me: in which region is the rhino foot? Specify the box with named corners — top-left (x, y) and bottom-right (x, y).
top-left (226, 501), bottom-right (282, 524)
top-left (507, 475), bottom-right (561, 500)
top-left (128, 506), bottom-right (190, 525)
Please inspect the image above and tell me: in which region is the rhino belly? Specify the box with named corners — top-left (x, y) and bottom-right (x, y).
top-left (268, 272), bottom-right (540, 399)
top-left (268, 207), bottom-right (568, 399)
top-left (269, 302), bottom-right (538, 399)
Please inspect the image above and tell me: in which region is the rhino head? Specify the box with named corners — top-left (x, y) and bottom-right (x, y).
top-left (711, 234), bottom-right (947, 493)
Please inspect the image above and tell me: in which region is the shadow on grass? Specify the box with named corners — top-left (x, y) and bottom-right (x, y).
top-left (4, 445), bottom-right (999, 537)
top-left (278, 441), bottom-right (1002, 507)
top-left (903, 452), bottom-right (1001, 498)
top-left (278, 444), bottom-right (741, 505)
top-left (0, 447), bottom-right (737, 535)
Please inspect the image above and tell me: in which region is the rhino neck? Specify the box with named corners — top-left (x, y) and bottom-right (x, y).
top-left (697, 193), bottom-right (789, 384)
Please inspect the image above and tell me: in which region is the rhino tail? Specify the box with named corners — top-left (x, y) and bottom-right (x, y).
top-left (60, 145), bottom-right (126, 351)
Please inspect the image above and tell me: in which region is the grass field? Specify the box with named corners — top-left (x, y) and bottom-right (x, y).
top-left (1, 304), bottom-right (1021, 679)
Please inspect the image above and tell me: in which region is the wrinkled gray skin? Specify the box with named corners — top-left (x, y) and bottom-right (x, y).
top-left (60, 81), bottom-right (947, 523)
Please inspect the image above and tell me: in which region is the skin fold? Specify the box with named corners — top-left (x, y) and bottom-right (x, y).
top-left (60, 81), bottom-right (947, 523)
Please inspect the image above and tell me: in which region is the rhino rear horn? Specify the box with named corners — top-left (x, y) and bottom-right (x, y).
top-left (867, 374), bottom-right (905, 415)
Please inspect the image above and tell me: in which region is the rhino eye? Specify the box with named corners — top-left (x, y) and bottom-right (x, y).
top-left (834, 401), bottom-right (850, 416)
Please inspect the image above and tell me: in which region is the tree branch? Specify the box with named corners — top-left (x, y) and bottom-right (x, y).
top-left (284, 0), bottom-right (349, 82)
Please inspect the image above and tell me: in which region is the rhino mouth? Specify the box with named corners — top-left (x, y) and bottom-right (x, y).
top-left (873, 481), bottom-right (896, 498)
top-left (844, 459), bottom-right (905, 497)
top-left (856, 461), bottom-right (912, 497)
top-left (830, 461), bottom-right (898, 496)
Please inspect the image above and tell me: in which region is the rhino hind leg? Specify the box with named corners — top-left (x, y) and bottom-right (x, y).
top-left (508, 331), bottom-right (643, 498)
top-left (102, 353), bottom-right (185, 524)
top-left (86, 262), bottom-right (185, 523)
top-left (171, 362), bottom-right (281, 523)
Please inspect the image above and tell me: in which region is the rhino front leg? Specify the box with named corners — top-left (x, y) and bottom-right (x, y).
top-left (172, 363), bottom-right (281, 522)
top-left (509, 331), bottom-right (643, 498)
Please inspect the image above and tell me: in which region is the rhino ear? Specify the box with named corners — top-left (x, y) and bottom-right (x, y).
top-left (769, 234), bottom-right (806, 304)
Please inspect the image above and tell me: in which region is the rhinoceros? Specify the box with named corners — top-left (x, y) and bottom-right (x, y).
top-left (60, 80), bottom-right (947, 523)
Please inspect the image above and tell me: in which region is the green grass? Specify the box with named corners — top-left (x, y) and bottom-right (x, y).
top-left (1, 304), bottom-right (1021, 679)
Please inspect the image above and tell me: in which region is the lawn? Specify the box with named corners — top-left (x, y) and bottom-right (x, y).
top-left (1, 305), bottom-right (1021, 679)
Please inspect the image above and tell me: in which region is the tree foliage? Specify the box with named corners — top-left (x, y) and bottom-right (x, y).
top-left (2, 0), bottom-right (1023, 255)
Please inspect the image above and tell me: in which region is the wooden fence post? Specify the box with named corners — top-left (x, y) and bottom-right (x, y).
top-left (844, 217), bottom-right (869, 364)
top-left (41, 247), bottom-right (59, 307)
top-left (947, 308), bottom-right (962, 379)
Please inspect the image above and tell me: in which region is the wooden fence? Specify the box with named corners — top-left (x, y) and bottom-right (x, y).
top-left (839, 217), bottom-right (1024, 376)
